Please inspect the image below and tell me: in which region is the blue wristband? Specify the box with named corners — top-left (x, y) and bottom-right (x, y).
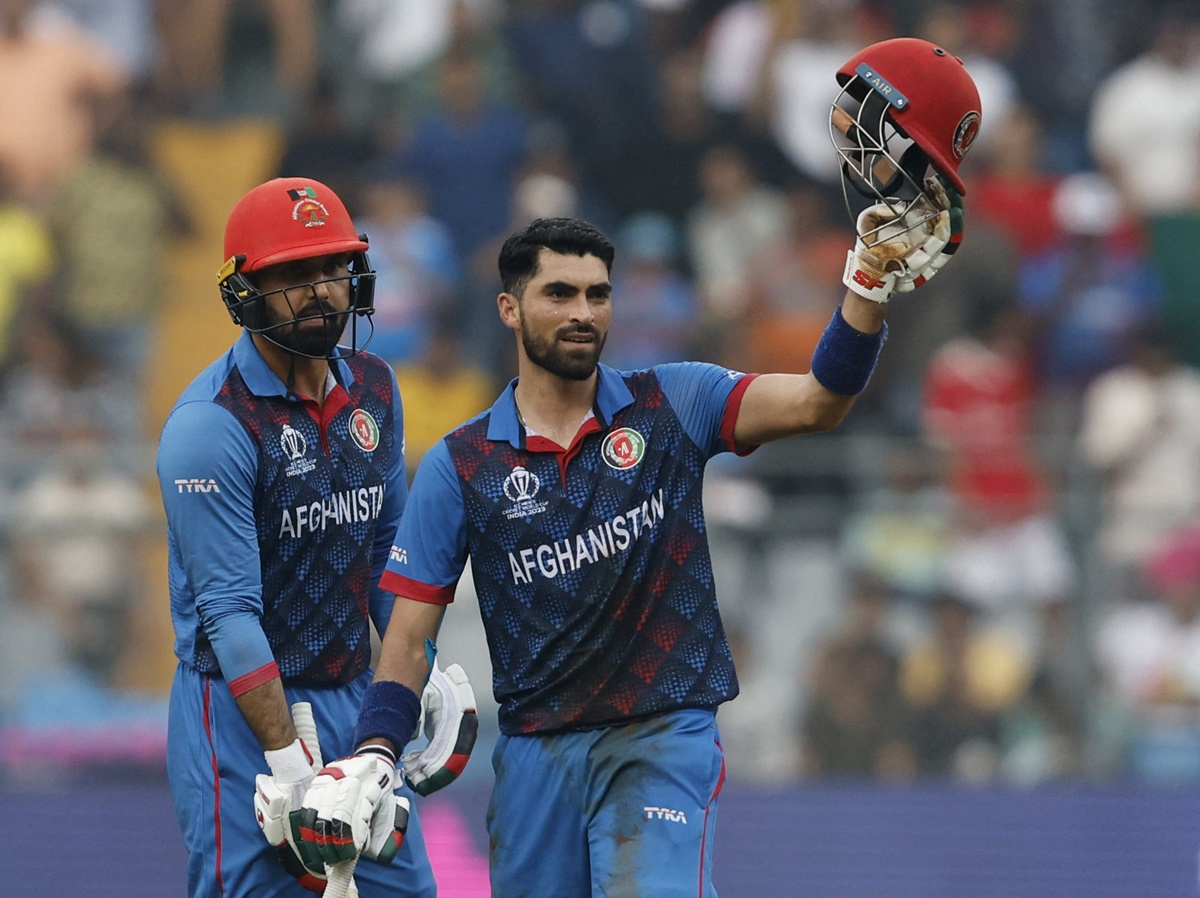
top-left (809, 305), bottom-right (887, 396)
top-left (353, 679), bottom-right (422, 751)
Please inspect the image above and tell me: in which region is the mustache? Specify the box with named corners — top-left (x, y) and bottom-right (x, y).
top-left (557, 324), bottom-right (600, 339)
top-left (293, 302), bottom-right (348, 320)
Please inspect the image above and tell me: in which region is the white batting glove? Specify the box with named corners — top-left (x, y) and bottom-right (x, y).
top-left (295, 745), bottom-right (409, 867)
top-left (843, 180), bottom-right (961, 302)
top-left (402, 662), bottom-right (479, 796)
top-left (893, 178), bottom-right (963, 294)
top-left (254, 733), bottom-right (326, 893)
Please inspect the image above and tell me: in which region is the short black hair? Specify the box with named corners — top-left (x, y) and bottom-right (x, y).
top-left (498, 217), bottom-right (615, 296)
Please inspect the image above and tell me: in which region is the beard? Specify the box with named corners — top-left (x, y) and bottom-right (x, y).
top-left (263, 303), bottom-right (350, 358)
top-left (522, 323), bottom-right (606, 380)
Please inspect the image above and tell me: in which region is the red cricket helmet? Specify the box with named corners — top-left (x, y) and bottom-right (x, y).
top-left (223, 176), bottom-right (369, 271)
top-left (832, 37), bottom-right (982, 198)
top-left (216, 177), bottom-right (376, 358)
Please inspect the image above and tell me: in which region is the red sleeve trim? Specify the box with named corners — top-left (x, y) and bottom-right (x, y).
top-left (720, 373), bottom-right (761, 456)
top-left (380, 570), bottom-right (456, 605)
top-left (228, 661), bottom-right (280, 697)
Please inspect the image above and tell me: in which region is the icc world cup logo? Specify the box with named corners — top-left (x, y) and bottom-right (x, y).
top-left (280, 425), bottom-right (307, 460)
top-left (503, 466), bottom-right (540, 503)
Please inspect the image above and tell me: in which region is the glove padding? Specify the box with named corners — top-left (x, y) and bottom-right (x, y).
top-left (402, 662), bottom-right (479, 796)
top-left (255, 770), bottom-right (327, 893)
top-left (843, 178), bottom-right (963, 302)
top-left (254, 732), bottom-right (325, 893)
top-left (294, 745), bottom-right (410, 867)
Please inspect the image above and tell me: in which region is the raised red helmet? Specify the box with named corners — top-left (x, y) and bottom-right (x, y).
top-left (835, 37), bottom-right (982, 196)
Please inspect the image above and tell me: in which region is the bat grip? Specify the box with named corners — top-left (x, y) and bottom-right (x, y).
top-left (292, 701), bottom-right (324, 769)
top-left (323, 855), bottom-right (359, 898)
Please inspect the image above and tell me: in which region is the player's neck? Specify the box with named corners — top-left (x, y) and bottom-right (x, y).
top-left (513, 366), bottom-right (597, 442)
top-left (255, 335), bottom-right (331, 405)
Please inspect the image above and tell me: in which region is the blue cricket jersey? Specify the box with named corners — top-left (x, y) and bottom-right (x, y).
top-left (381, 362), bottom-right (758, 734)
top-left (157, 331), bottom-right (407, 695)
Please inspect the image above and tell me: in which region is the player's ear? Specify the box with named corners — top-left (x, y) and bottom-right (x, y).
top-left (497, 292), bottom-right (521, 330)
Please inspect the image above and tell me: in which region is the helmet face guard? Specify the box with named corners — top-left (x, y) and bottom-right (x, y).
top-left (217, 250), bottom-right (377, 360)
top-left (218, 177), bottom-right (378, 359)
top-left (830, 39), bottom-right (981, 233)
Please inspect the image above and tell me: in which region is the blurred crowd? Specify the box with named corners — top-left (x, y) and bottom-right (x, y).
top-left (1, 0), bottom-right (1200, 788)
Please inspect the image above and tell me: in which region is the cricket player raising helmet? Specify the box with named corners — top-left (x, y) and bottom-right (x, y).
top-left (293, 39), bottom-right (981, 898)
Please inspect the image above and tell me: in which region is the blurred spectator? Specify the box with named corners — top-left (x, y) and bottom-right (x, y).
top-left (1077, 325), bottom-right (1200, 586)
top-left (275, 68), bottom-right (380, 205)
top-left (700, 0), bottom-right (772, 117)
top-left (840, 443), bottom-right (952, 604)
top-left (685, 143), bottom-right (789, 361)
top-left (49, 0), bottom-right (156, 80)
top-left (393, 316), bottom-right (497, 475)
top-left (0, 166), bottom-right (55, 359)
top-left (0, 0), bottom-right (128, 205)
top-left (333, 0), bottom-right (515, 132)
top-left (760, 1), bottom-right (884, 186)
top-left (921, 306), bottom-right (1077, 648)
top-left (48, 87), bottom-right (190, 379)
top-left (354, 174), bottom-right (460, 365)
top-left (900, 592), bottom-right (1032, 781)
top-left (153, 0), bottom-right (318, 121)
top-left (971, 104), bottom-right (1065, 260)
top-left (8, 428), bottom-right (151, 691)
top-left (799, 574), bottom-right (918, 781)
top-left (1006, 0), bottom-right (1112, 172)
top-left (1018, 171), bottom-right (1163, 401)
top-left (393, 50), bottom-right (533, 264)
top-left (0, 304), bottom-right (141, 467)
top-left (737, 179), bottom-right (849, 374)
top-left (603, 211), bottom-right (698, 371)
top-left (922, 306), bottom-right (1046, 530)
top-left (863, 220), bottom-right (1019, 435)
top-left (504, 0), bottom-right (660, 218)
top-left (1088, 2), bottom-right (1200, 218)
top-left (1094, 525), bottom-right (1200, 782)
top-left (630, 43), bottom-right (791, 226)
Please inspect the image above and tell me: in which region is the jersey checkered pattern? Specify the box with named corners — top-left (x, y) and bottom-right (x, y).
top-left (445, 369), bottom-right (738, 734)
top-left (190, 355), bottom-right (397, 686)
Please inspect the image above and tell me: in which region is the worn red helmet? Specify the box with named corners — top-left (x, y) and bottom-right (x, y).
top-left (217, 177), bottom-right (376, 358)
top-left (223, 176), bottom-right (369, 270)
top-left (831, 37), bottom-right (982, 200)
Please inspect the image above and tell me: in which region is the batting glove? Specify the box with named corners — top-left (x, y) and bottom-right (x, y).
top-left (254, 735), bottom-right (326, 893)
top-left (402, 662), bottom-right (479, 796)
top-left (293, 745), bottom-right (409, 867)
top-left (894, 178), bottom-right (964, 293)
top-left (843, 178), bottom-right (962, 302)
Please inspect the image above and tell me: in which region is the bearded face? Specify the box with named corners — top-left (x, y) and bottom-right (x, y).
top-left (508, 250), bottom-right (613, 381)
top-left (520, 318), bottom-right (607, 380)
top-left (260, 290), bottom-right (350, 358)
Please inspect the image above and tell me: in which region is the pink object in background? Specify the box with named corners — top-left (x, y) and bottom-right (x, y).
top-left (422, 799), bottom-right (492, 897)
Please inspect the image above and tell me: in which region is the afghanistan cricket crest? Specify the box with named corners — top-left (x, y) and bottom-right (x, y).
top-left (601, 427), bottom-right (646, 470)
top-left (349, 409), bottom-right (380, 452)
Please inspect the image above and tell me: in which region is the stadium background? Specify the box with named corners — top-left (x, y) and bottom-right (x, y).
top-left (2, 0), bottom-right (1200, 895)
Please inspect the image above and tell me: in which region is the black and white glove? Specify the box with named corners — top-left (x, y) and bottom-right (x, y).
top-left (843, 178), bottom-right (963, 303)
top-left (402, 662), bottom-right (478, 796)
top-left (294, 744), bottom-right (410, 868)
